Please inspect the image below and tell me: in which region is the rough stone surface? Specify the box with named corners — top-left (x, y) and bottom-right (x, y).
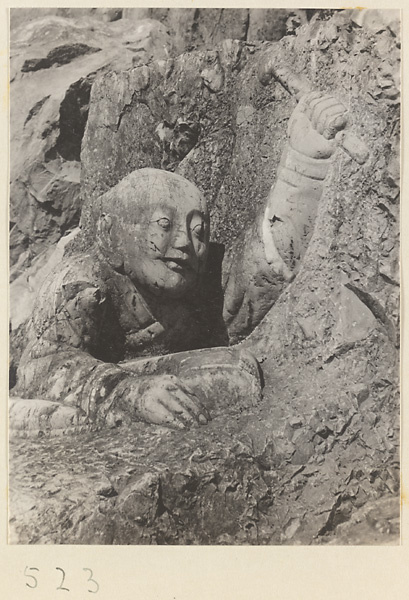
top-left (10, 15), bottom-right (173, 280)
top-left (9, 228), bottom-right (79, 389)
top-left (10, 8), bottom-right (124, 30)
top-left (123, 7), bottom-right (307, 52)
top-left (9, 10), bottom-right (400, 545)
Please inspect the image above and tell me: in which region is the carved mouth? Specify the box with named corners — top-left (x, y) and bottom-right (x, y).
top-left (162, 257), bottom-right (192, 274)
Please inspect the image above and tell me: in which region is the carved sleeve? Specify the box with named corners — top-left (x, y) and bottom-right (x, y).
top-left (222, 210), bottom-right (290, 345)
top-left (222, 144), bottom-right (330, 344)
top-left (15, 257), bottom-right (131, 423)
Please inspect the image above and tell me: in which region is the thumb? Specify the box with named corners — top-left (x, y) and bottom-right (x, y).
top-left (288, 106), bottom-right (310, 138)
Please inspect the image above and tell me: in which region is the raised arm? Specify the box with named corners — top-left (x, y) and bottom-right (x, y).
top-left (223, 93), bottom-right (348, 343)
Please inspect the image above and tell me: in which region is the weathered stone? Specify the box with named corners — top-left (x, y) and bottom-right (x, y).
top-left (9, 9), bottom-right (400, 546)
top-left (10, 8), bottom-right (123, 30)
top-left (21, 43), bottom-right (101, 72)
top-left (122, 8), bottom-right (313, 52)
top-left (10, 229), bottom-right (78, 331)
top-left (124, 8), bottom-right (249, 53)
top-left (10, 15), bottom-right (173, 279)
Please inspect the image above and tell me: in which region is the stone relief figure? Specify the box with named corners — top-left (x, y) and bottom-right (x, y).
top-left (11, 93), bottom-right (349, 433)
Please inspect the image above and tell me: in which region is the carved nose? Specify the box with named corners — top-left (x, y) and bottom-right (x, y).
top-left (173, 229), bottom-right (190, 251)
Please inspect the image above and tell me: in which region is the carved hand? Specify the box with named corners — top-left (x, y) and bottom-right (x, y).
top-left (263, 94), bottom-right (350, 277)
top-left (287, 92), bottom-right (348, 160)
top-left (114, 374), bottom-right (210, 429)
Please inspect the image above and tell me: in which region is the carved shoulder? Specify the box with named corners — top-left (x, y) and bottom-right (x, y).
top-left (30, 253), bottom-right (108, 352)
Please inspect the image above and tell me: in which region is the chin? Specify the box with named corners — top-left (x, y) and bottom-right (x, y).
top-left (128, 263), bottom-right (197, 300)
top-left (155, 277), bottom-right (195, 300)
top-left (133, 274), bottom-right (193, 300)
top-left (150, 262), bottom-right (198, 299)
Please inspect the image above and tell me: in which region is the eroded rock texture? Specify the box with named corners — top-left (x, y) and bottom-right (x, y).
top-left (9, 10), bottom-right (400, 545)
top-left (10, 15), bottom-right (173, 277)
top-left (9, 13), bottom-right (174, 377)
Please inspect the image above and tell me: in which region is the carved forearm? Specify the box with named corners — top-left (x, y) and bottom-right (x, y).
top-left (16, 340), bottom-right (131, 423)
top-left (77, 362), bottom-right (133, 423)
top-left (222, 213), bottom-right (289, 344)
top-left (280, 143), bottom-right (331, 183)
top-left (10, 357), bottom-right (137, 435)
top-left (263, 144), bottom-right (331, 275)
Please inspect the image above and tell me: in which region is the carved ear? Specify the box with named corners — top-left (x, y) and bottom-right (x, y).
top-left (96, 213), bottom-right (124, 270)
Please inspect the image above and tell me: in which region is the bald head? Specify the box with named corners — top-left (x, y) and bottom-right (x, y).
top-left (93, 168), bottom-right (210, 299)
top-left (101, 168), bottom-right (207, 218)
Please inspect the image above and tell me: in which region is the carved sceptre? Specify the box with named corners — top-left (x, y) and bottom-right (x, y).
top-left (258, 58), bottom-right (369, 165)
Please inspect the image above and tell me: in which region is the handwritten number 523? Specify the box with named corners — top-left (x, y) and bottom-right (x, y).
top-left (24, 567), bottom-right (99, 593)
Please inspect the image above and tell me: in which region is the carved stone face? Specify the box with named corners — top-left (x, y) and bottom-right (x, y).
top-left (98, 169), bottom-right (209, 299)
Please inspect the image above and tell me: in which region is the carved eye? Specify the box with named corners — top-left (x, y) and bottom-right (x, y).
top-left (156, 217), bottom-right (171, 231)
top-left (191, 222), bottom-right (205, 241)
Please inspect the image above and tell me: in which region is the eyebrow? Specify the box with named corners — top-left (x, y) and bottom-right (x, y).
top-left (149, 206), bottom-right (174, 216)
top-left (146, 206), bottom-right (207, 223)
top-left (188, 209), bottom-right (207, 220)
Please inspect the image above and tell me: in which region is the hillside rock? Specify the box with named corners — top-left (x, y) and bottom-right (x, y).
top-left (9, 10), bottom-right (400, 545)
top-left (123, 8), bottom-right (312, 51)
top-left (10, 15), bottom-right (173, 282)
top-left (10, 8), bottom-right (123, 30)
top-left (10, 228), bottom-right (79, 332)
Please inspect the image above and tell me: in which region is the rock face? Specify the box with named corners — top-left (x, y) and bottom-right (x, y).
top-left (9, 10), bottom-right (400, 545)
top-left (122, 7), bottom-right (309, 52)
top-left (10, 14), bottom-right (173, 281)
top-left (10, 8), bottom-right (123, 30)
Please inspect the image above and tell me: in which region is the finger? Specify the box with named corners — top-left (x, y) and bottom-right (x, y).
top-left (139, 395), bottom-right (186, 429)
top-left (310, 97), bottom-right (343, 130)
top-left (153, 375), bottom-right (210, 424)
top-left (298, 91), bottom-right (322, 114)
top-left (304, 94), bottom-right (335, 122)
top-left (313, 102), bottom-right (345, 133)
top-left (158, 374), bottom-right (180, 392)
top-left (166, 389), bottom-right (210, 425)
top-left (158, 393), bottom-right (198, 427)
top-left (321, 109), bottom-right (348, 138)
top-left (162, 377), bottom-right (210, 419)
top-left (308, 93), bottom-right (336, 112)
top-left (170, 388), bottom-right (210, 424)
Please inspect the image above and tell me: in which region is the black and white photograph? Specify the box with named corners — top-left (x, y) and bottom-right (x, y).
top-left (8, 6), bottom-right (401, 548)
